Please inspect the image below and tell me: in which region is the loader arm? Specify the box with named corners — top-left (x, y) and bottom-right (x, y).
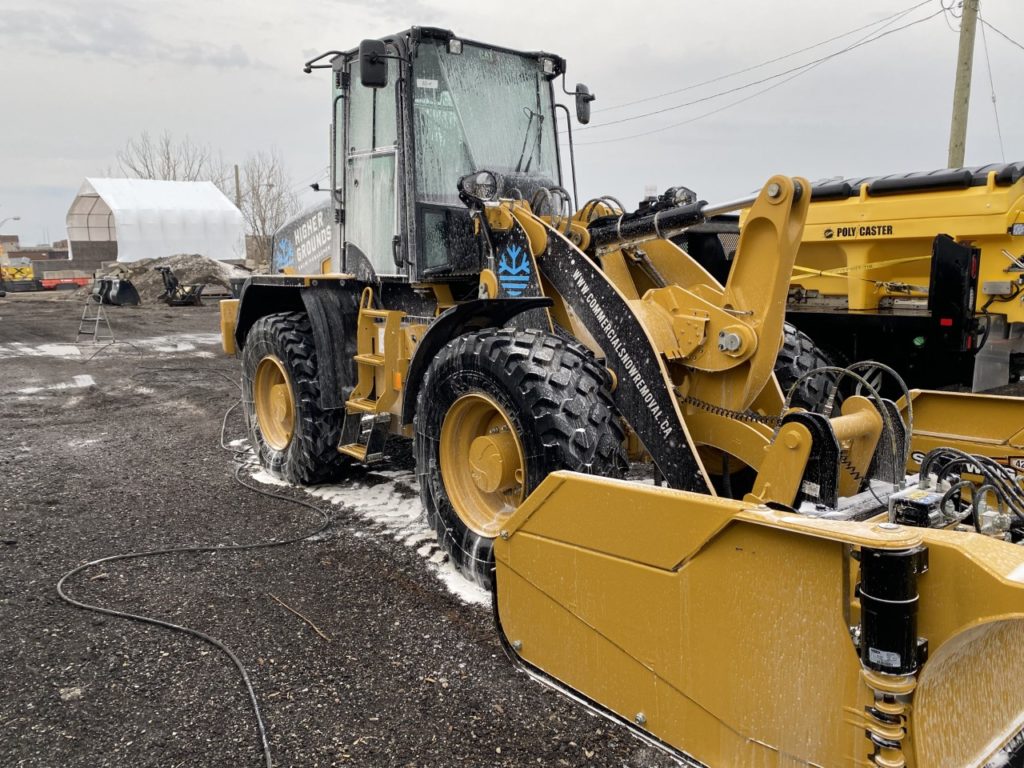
top-left (498, 176), bottom-right (812, 490)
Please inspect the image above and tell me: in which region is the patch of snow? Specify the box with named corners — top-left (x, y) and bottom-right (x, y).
top-left (16, 374), bottom-right (95, 394)
top-left (247, 462), bottom-right (489, 605)
top-left (67, 438), bottom-right (101, 448)
top-left (135, 333), bottom-right (221, 350)
top-left (0, 333), bottom-right (222, 360)
top-left (434, 561), bottom-right (489, 606)
top-left (0, 342), bottom-right (82, 359)
top-left (250, 469), bottom-right (289, 487)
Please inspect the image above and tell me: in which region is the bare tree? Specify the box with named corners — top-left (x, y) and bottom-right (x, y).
top-left (114, 130), bottom-right (230, 189)
top-left (239, 149), bottom-right (299, 268)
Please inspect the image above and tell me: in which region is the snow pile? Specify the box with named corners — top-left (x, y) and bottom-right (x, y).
top-left (79, 254), bottom-right (250, 302)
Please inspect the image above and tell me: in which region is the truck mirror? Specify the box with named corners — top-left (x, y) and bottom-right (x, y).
top-left (575, 83), bottom-right (594, 125)
top-left (358, 39), bottom-right (388, 88)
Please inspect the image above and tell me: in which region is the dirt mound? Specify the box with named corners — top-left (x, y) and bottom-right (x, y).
top-left (75, 254), bottom-right (251, 303)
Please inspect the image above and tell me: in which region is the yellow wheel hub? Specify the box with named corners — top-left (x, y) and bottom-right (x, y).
top-left (439, 393), bottom-right (526, 538)
top-left (253, 355), bottom-right (295, 451)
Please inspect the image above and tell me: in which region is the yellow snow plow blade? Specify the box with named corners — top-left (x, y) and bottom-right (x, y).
top-left (494, 473), bottom-right (1024, 767)
top-left (904, 389), bottom-right (1024, 473)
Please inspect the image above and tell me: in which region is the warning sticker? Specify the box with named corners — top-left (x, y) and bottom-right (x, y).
top-left (416, 78), bottom-right (438, 90)
top-left (868, 647), bottom-right (901, 669)
top-left (1010, 457), bottom-right (1024, 473)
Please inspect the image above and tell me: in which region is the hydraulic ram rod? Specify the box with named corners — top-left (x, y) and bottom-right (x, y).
top-left (587, 185), bottom-right (799, 255)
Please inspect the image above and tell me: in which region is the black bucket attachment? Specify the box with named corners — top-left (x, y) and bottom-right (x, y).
top-left (108, 278), bottom-right (141, 306)
top-left (93, 277), bottom-right (141, 306)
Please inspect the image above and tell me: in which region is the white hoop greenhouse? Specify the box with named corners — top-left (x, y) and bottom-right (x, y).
top-left (66, 178), bottom-right (245, 263)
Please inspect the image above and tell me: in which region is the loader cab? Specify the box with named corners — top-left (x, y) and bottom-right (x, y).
top-left (330, 28), bottom-right (564, 283)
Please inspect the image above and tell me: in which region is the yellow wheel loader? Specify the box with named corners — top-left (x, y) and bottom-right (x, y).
top-left (221, 27), bottom-right (1024, 766)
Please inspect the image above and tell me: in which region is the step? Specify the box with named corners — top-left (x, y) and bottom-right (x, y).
top-left (345, 398), bottom-right (378, 414)
top-left (354, 353), bottom-right (385, 367)
top-left (338, 443), bottom-right (367, 461)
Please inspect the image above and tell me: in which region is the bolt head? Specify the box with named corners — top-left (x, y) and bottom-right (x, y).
top-left (877, 522), bottom-right (901, 531)
top-left (634, 712), bottom-right (646, 726)
top-left (499, 530), bottom-right (509, 540)
top-left (511, 640), bottom-right (522, 651)
top-left (766, 182), bottom-right (782, 198)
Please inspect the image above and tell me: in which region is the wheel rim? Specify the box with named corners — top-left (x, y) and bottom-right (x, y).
top-left (439, 392), bottom-right (526, 538)
top-left (253, 355), bottom-right (295, 451)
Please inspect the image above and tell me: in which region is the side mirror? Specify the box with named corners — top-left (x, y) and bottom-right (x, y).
top-left (358, 39), bottom-right (388, 88)
top-left (575, 83), bottom-right (595, 125)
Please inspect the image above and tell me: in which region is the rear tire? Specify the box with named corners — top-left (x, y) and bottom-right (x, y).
top-left (415, 328), bottom-right (627, 589)
top-left (775, 322), bottom-right (838, 412)
top-left (241, 311), bottom-right (351, 484)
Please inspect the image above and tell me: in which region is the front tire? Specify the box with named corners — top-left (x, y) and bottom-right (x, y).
top-left (415, 328), bottom-right (627, 588)
top-left (775, 323), bottom-right (838, 412)
top-left (241, 311), bottom-right (351, 484)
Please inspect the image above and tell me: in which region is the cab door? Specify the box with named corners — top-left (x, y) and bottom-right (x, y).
top-left (343, 56), bottom-right (402, 278)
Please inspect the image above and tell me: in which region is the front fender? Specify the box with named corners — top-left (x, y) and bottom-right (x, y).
top-left (400, 297), bottom-right (552, 426)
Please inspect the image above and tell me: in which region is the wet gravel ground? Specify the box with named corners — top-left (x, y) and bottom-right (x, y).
top-left (0, 295), bottom-right (679, 768)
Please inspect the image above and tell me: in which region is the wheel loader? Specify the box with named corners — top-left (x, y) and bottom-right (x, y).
top-left (220, 27), bottom-right (1024, 766)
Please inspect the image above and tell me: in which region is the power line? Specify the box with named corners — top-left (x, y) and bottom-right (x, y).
top-left (575, 8), bottom-right (942, 146)
top-left (982, 19), bottom-right (1024, 54)
top-left (291, 165), bottom-right (329, 192)
top-left (941, 0), bottom-right (963, 32)
top-left (577, 8), bottom-right (943, 133)
top-left (978, 13), bottom-right (1006, 162)
top-left (598, 0), bottom-right (933, 114)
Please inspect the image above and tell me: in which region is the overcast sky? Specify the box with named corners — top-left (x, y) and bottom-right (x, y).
top-left (0, 0), bottom-right (1021, 245)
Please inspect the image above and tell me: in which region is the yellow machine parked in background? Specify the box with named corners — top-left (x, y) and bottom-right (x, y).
top-left (681, 163), bottom-right (1024, 392)
top-left (222, 27), bottom-right (1024, 767)
top-left (0, 246), bottom-right (37, 294)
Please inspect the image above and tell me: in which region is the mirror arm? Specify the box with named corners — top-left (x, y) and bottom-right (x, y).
top-left (559, 72), bottom-right (586, 98)
top-left (554, 104), bottom-right (578, 212)
top-left (559, 72), bottom-right (574, 97)
top-left (369, 52), bottom-right (411, 65)
top-left (303, 50), bottom-right (344, 74)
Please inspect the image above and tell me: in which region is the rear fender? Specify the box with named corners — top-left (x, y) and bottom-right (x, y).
top-left (235, 279), bottom-right (360, 410)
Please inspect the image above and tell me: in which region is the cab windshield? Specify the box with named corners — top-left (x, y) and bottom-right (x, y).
top-left (413, 40), bottom-right (559, 206)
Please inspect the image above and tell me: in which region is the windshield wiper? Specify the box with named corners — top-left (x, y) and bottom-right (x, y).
top-left (515, 107), bottom-right (544, 174)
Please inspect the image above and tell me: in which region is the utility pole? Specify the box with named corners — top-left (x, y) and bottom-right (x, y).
top-left (947, 0), bottom-right (979, 168)
top-left (234, 164), bottom-right (242, 209)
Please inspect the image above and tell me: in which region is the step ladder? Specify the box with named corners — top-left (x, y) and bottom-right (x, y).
top-left (338, 288), bottom-right (406, 464)
top-left (76, 293), bottom-right (115, 345)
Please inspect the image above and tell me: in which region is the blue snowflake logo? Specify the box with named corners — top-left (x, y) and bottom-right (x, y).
top-left (273, 238), bottom-right (295, 271)
top-left (497, 244), bottom-right (531, 297)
